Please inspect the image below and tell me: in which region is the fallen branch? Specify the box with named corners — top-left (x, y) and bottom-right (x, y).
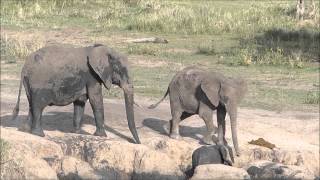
top-left (126, 37), bottom-right (168, 44)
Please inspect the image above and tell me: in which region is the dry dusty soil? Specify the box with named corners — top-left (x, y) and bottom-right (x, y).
top-left (0, 90), bottom-right (319, 179)
top-left (0, 28), bottom-right (319, 179)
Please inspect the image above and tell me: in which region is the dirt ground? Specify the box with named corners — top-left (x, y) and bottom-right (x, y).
top-left (0, 28), bottom-right (319, 177)
top-left (1, 90), bottom-right (319, 156)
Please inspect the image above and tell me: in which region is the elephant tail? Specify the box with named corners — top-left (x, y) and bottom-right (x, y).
top-left (148, 88), bottom-right (169, 109)
top-left (12, 78), bottom-right (23, 121)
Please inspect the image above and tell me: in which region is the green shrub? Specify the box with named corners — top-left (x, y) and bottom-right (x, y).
top-left (0, 37), bottom-right (44, 63)
top-left (304, 91), bottom-right (320, 104)
top-left (0, 139), bottom-right (10, 164)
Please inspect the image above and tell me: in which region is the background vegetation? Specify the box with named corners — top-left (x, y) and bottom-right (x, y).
top-left (1, 0), bottom-right (319, 111)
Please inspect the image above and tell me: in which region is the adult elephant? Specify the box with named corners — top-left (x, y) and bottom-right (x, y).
top-left (12, 44), bottom-right (140, 144)
top-left (149, 66), bottom-right (247, 155)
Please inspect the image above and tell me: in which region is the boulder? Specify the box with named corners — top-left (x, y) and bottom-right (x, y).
top-left (246, 160), bottom-right (315, 180)
top-left (146, 137), bottom-right (199, 172)
top-left (1, 127), bottom-right (63, 159)
top-left (133, 149), bottom-right (185, 180)
top-left (50, 135), bottom-right (187, 179)
top-left (58, 156), bottom-right (102, 180)
top-left (1, 140), bottom-right (58, 180)
top-left (190, 164), bottom-right (250, 180)
top-left (1, 128), bottom-right (61, 180)
top-left (235, 144), bottom-right (319, 176)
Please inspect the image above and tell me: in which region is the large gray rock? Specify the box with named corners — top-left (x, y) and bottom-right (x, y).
top-left (58, 156), bottom-right (103, 180)
top-left (50, 135), bottom-right (187, 179)
top-left (1, 128), bottom-right (60, 180)
top-left (235, 145), bottom-right (319, 176)
top-left (246, 160), bottom-right (315, 180)
top-left (190, 164), bottom-right (250, 180)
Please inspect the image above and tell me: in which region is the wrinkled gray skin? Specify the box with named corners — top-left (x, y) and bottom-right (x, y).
top-left (185, 144), bottom-right (234, 177)
top-left (149, 66), bottom-right (247, 155)
top-left (192, 145), bottom-right (234, 167)
top-left (12, 44), bottom-right (140, 144)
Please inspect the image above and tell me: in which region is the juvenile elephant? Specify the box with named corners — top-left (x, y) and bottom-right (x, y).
top-left (12, 44), bottom-right (140, 144)
top-left (149, 66), bottom-right (247, 155)
top-left (192, 144), bottom-right (234, 167)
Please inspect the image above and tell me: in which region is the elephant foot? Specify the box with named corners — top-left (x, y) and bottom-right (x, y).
top-left (31, 128), bottom-right (45, 137)
top-left (19, 123), bottom-right (31, 132)
top-left (71, 128), bottom-right (82, 134)
top-left (94, 129), bottom-right (107, 137)
top-left (169, 133), bottom-right (180, 139)
top-left (235, 150), bottom-right (241, 157)
top-left (163, 123), bottom-right (170, 135)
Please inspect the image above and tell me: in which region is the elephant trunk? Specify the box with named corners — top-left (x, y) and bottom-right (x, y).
top-left (230, 112), bottom-right (239, 156)
top-left (123, 84), bottom-right (141, 144)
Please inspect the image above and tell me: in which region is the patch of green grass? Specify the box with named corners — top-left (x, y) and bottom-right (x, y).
top-left (0, 139), bottom-right (10, 164)
top-left (0, 36), bottom-right (44, 63)
top-left (132, 66), bottom-right (176, 98)
top-left (2, 0), bottom-right (318, 35)
top-left (126, 44), bottom-right (160, 56)
top-left (1, 0), bottom-right (319, 112)
top-left (234, 28), bottom-right (320, 67)
top-left (304, 91), bottom-right (320, 104)
top-left (196, 41), bottom-right (216, 55)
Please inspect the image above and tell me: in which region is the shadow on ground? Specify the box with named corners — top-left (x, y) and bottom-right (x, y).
top-left (0, 112), bottom-right (134, 143)
top-left (143, 118), bottom-right (208, 142)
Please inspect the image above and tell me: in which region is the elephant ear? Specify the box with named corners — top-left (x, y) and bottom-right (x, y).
top-left (200, 77), bottom-right (220, 107)
top-left (219, 78), bottom-right (238, 105)
top-left (87, 46), bottom-right (112, 89)
top-left (219, 145), bottom-right (234, 166)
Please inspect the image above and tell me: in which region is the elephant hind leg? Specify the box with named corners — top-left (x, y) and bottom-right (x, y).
top-left (164, 112), bottom-right (192, 136)
top-left (30, 102), bottom-right (45, 137)
top-left (19, 77), bottom-right (32, 132)
top-left (72, 96), bottom-right (87, 134)
top-left (169, 110), bottom-right (182, 139)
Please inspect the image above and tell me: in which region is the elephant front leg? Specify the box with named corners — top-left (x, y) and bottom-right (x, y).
top-left (217, 105), bottom-right (228, 145)
top-left (199, 104), bottom-right (216, 145)
top-left (72, 99), bottom-right (86, 134)
top-left (226, 103), bottom-right (240, 156)
top-left (88, 84), bottom-right (107, 137)
top-left (163, 120), bottom-right (171, 135)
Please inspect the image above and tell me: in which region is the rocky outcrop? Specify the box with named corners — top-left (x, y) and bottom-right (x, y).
top-left (49, 135), bottom-right (188, 179)
top-left (246, 160), bottom-right (315, 180)
top-left (236, 144), bottom-right (319, 176)
top-left (0, 127), bottom-right (319, 180)
top-left (58, 156), bottom-right (103, 180)
top-left (190, 164), bottom-right (250, 180)
top-left (1, 128), bottom-right (60, 180)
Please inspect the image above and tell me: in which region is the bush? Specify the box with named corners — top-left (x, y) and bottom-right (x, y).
top-left (0, 139), bottom-right (10, 164)
top-left (304, 91), bottom-right (320, 104)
